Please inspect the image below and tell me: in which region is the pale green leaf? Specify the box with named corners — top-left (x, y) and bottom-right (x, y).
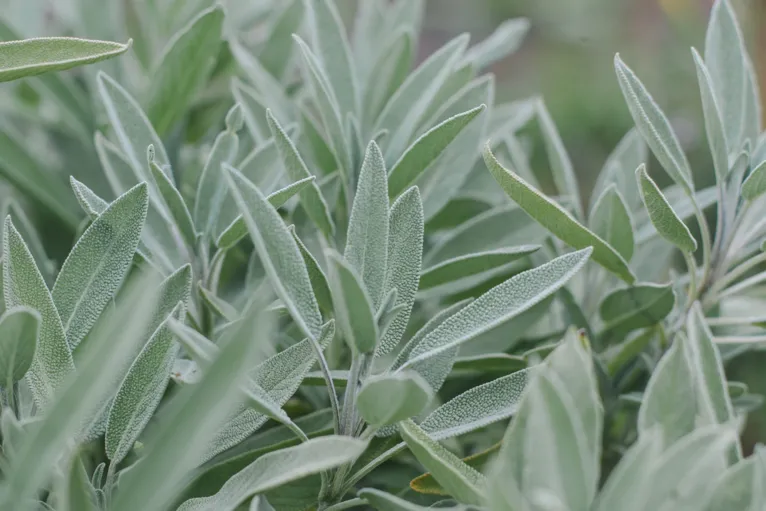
top-left (484, 144), bottom-right (635, 283)
top-left (614, 55), bottom-right (694, 193)
top-left (59, 454), bottom-right (97, 511)
top-left (229, 40), bottom-right (294, 123)
top-left (177, 436), bottom-right (367, 511)
top-left (461, 18), bottom-right (529, 70)
top-left (0, 36), bottom-right (130, 82)
top-left (70, 176), bottom-right (109, 218)
top-left (399, 419), bottom-right (486, 506)
top-left (705, 458), bottom-right (761, 511)
top-left (52, 183), bottom-right (148, 350)
top-left (592, 129), bottom-right (647, 211)
top-left (4, 217), bottom-right (74, 408)
top-left (377, 186), bottom-right (424, 356)
top-left (0, 307), bottom-right (39, 385)
top-left (636, 165), bottom-right (697, 253)
top-left (198, 285), bottom-right (238, 322)
top-left (148, 150), bottom-right (197, 248)
top-left (741, 160), bottom-right (766, 200)
top-left (692, 48), bottom-right (729, 183)
top-left (326, 250), bottom-right (378, 354)
top-left (362, 28), bottom-right (414, 130)
top-left (344, 141), bottom-right (389, 307)
top-left (357, 372), bottom-right (432, 427)
top-left (223, 164), bottom-right (322, 340)
top-left (599, 282), bottom-right (675, 339)
top-left (589, 185), bottom-right (634, 261)
top-left (146, 6), bottom-right (224, 135)
top-left (5, 201), bottom-right (55, 285)
top-left (231, 78), bottom-right (271, 142)
top-left (289, 226), bottom-right (333, 315)
top-left (267, 109), bottom-right (334, 237)
top-left (259, 0), bottom-right (304, 81)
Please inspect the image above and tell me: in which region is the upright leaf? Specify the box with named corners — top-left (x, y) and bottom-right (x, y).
top-left (462, 18), bottom-right (529, 70)
top-left (0, 37), bottom-right (130, 82)
top-left (259, 0), bottom-right (304, 81)
top-left (362, 29), bottom-right (414, 129)
top-left (59, 453), bottom-right (98, 511)
top-left (592, 129), bottom-right (647, 211)
top-left (52, 183), bottom-right (149, 350)
top-left (484, 145), bottom-right (635, 282)
top-left (148, 150), bottom-right (197, 247)
top-left (636, 165), bottom-right (697, 253)
top-left (357, 372), bottom-right (432, 428)
top-left (326, 251), bottom-right (378, 354)
top-left (692, 48), bottom-right (729, 183)
top-left (289, 226), bottom-right (333, 315)
top-left (0, 307), bottom-right (39, 386)
top-left (589, 185), bottom-right (634, 261)
top-left (4, 217), bottom-right (75, 408)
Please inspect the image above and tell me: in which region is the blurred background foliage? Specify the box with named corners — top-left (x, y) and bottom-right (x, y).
top-left (2, 0), bottom-right (766, 449)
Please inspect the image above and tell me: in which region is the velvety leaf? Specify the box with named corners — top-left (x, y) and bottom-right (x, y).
top-left (705, 458), bottom-right (761, 511)
top-left (599, 282), bottom-right (675, 338)
top-left (741, 160), bottom-right (766, 200)
top-left (326, 251), bottom-right (378, 354)
top-left (359, 488), bottom-right (471, 511)
top-left (589, 185), bottom-right (634, 262)
top-left (198, 285), bottom-right (238, 322)
top-left (692, 48), bottom-right (729, 183)
top-left (148, 150), bottom-right (197, 248)
top-left (0, 36), bottom-right (130, 82)
top-left (410, 443), bottom-right (500, 496)
top-left (59, 453), bottom-right (98, 511)
top-left (289, 226), bottom-right (333, 315)
top-left (615, 55), bottom-right (694, 193)
top-left (4, 217), bottom-right (75, 408)
top-left (636, 165), bottom-right (697, 253)
top-left (484, 144), bottom-right (635, 283)
top-left (462, 18), bottom-right (529, 70)
top-left (592, 129), bottom-right (647, 211)
top-left (259, 0), bottom-right (304, 81)
top-left (0, 306), bottom-right (39, 384)
top-left (357, 372), bottom-right (432, 427)
top-left (363, 28), bottom-right (414, 130)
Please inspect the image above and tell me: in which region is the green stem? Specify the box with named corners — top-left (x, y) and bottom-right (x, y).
top-left (683, 250), bottom-right (698, 305)
top-left (323, 498), bottom-right (366, 511)
top-left (691, 200), bottom-right (712, 289)
top-left (708, 250), bottom-right (766, 298)
top-left (340, 355), bottom-right (363, 436)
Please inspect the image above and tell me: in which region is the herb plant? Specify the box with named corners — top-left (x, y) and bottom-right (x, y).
top-left (0, 0), bottom-right (764, 509)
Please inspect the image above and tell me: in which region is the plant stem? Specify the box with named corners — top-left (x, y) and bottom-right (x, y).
top-left (709, 250), bottom-right (766, 297)
top-left (323, 498), bottom-right (366, 511)
top-left (340, 355), bottom-right (363, 436)
top-left (691, 200), bottom-right (712, 288)
top-left (682, 251), bottom-right (698, 305)
top-left (309, 336), bottom-right (342, 436)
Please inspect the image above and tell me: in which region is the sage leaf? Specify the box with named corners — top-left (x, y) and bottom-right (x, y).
top-left (592, 129), bottom-right (647, 211)
top-left (599, 282), bottom-right (675, 339)
top-left (377, 186), bottom-right (423, 356)
top-left (0, 307), bottom-right (39, 385)
top-left (52, 183), bottom-right (148, 350)
top-left (705, 457), bottom-right (761, 511)
top-left (484, 144), bottom-right (635, 283)
top-left (177, 437), bottom-right (367, 511)
top-left (4, 217), bottom-right (75, 408)
top-left (231, 78), bottom-right (270, 142)
top-left (105, 303), bottom-right (184, 465)
top-left (615, 55), bottom-right (694, 193)
top-left (420, 369), bottom-right (529, 440)
top-left (304, 0), bottom-right (359, 117)
top-left (70, 176), bottom-right (108, 218)
top-left (146, 6), bottom-right (224, 135)
top-left (267, 110), bottom-right (334, 237)
top-left (636, 165), bottom-right (697, 253)
top-left (148, 149), bottom-right (197, 247)
top-left (345, 141), bottom-right (389, 307)
top-left (388, 105), bottom-right (485, 199)
top-left (356, 372), bottom-right (432, 427)
top-left (589, 185), bottom-right (634, 261)
top-left (692, 48), bottom-right (729, 183)
top-left (59, 453), bottom-right (97, 511)
top-left (223, 164), bottom-right (322, 340)
top-left (198, 285), bottom-right (238, 322)
top-left (289, 226), bottom-right (333, 315)
top-left (363, 29), bottom-right (414, 130)
top-left (258, 0), bottom-right (304, 81)
top-left (326, 250), bottom-right (378, 354)
top-left (0, 37), bottom-right (130, 82)
top-left (741, 160), bottom-right (766, 200)
top-left (462, 17), bottom-right (529, 70)
top-left (398, 419), bottom-right (486, 506)
top-left (359, 488), bottom-right (468, 511)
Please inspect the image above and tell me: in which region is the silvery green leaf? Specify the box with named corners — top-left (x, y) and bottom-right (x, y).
top-left (194, 107), bottom-right (241, 240)
top-left (293, 35), bottom-right (351, 180)
top-left (259, 0), bottom-right (304, 81)
top-left (93, 132), bottom-right (136, 197)
top-left (593, 428), bottom-right (662, 511)
top-left (614, 55), bottom-right (694, 193)
top-left (326, 250), bottom-right (378, 354)
top-left (402, 249), bottom-right (590, 383)
top-left (5, 201), bottom-right (55, 285)
top-left (420, 369), bottom-right (529, 440)
top-left (105, 303), bottom-right (184, 465)
top-left (705, 0), bottom-right (761, 151)
top-left (71, 176), bottom-right (108, 218)
top-left (363, 28), bottom-right (414, 131)
top-left (223, 164), bottom-right (322, 340)
top-left (416, 62), bottom-right (475, 137)
top-left (58, 453), bottom-right (97, 511)
top-left (536, 99), bottom-right (583, 219)
top-left (377, 186), bottom-right (423, 356)
top-left (146, 6), bottom-right (224, 135)
top-left (705, 457), bottom-right (761, 511)
top-left (599, 282), bottom-right (675, 339)
top-left (52, 183), bottom-right (148, 351)
top-left (229, 40), bottom-right (294, 123)
top-left (4, 217), bottom-right (74, 408)
top-left (289, 226), bottom-right (333, 315)
top-left (637, 339), bottom-right (695, 444)
top-left (634, 186), bottom-right (718, 244)
top-left (399, 419), bottom-right (486, 506)
top-left (741, 160), bottom-right (766, 200)
top-left (0, 307), bottom-right (39, 385)
top-left (148, 150), bottom-right (197, 248)
top-left (388, 105), bottom-right (485, 200)
top-left (97, 72), bottom-right (171, 182)
top-left (110, 309), bottom-right (274, 511)
top-left (198, 284), bottom-right (238, 322)
top-left (419, 246), bottom-right (539, 293)
top-left (231, 78), bottom-right (271, 142)
top-left (0, 270), bottom-right (159, 510)
top-left (461, 18), bottom-right (529, 70)
top-left (0, 36), bottom-right (130, 82)
top-left (177, 436), bottom-right (367, 511)
top-left (685, 303), bottom-right (736, 430)
top-left (357, 372), bottom-right (432, 428)
top-left (345, 141), bottom-right (389, 307)
top-left (305, 0), bottom-right (359, 118)
top-left (374, 34), bottom-right (469, 165)
top-left (636, 165), bottom-right (697, 253)
top-left (0, 408), bottom-right (24, 461)
top-left (267, 110), bottom-right (334, 237)
top-left (484, 145), bottom-right (635, 283)
top-left (592, 129), bottom-right (647, 211)
top-left (204, 320), bottom-right (335, 459)
top-left (589, 185), bottom-right (634, 261)
top-left (692, 48), bottom-right (729, 183)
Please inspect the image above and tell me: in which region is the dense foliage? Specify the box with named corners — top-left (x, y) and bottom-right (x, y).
top-left (0, 0), bottom-right (765, 509)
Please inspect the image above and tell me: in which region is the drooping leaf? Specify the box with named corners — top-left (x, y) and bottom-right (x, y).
top-left (636, 165), bottom-right (697, 253)
top-left (484, 144), bottom-right (635, 283)
top-left (0, 306), bottom-right (39, 385)
top-left (614, 55), bottom-right (694, 193)
top-left (3, 217), bottom-right (75, 408)
top-left (0, 36), bottom-right (130, 82)
top-left (357, 372), bottom-right (432, 428)
top-left (599, 282), bottom-right (675, 339)
top-left (589, 185), bottom-right (634, 261)
top-left (326, 251), bottom-right (378, 354)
